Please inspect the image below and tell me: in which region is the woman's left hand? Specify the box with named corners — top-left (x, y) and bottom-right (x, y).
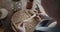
top-left (17, 22), bottom-right (26, 32)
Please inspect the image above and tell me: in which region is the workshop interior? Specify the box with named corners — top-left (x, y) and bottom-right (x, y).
top-left (0, 0), bottom-right (60, 32)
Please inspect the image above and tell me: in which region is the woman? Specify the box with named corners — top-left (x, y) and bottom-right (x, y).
top-left (17, 0), bottom-right (60, 32)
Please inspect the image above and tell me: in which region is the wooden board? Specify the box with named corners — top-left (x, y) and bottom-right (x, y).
top-left (0, 26), bottom-right (5, 32)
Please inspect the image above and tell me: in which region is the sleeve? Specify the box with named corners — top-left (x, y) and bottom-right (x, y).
top-left (34, 14), bottom-right (56, 32)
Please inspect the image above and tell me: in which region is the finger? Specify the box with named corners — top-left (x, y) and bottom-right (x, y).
top-left (23, 23), bottom-right (25, 28)
top-left (36, 16), bottom-right (40, 19)
top-left (18, 23), bottom-right (25, 31)
top-left (20, 23), bottom-right (24, 27)
top-left (18, 22), bottom-right (24, 27)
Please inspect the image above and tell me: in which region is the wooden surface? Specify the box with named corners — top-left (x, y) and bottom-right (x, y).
top-left (0, 26), bottom-right (5, 32)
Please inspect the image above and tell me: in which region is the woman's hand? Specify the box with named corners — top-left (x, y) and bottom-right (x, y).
top-left (17, 22), bottom-right (26, 32)
top-left (34, 13), bottom-right (41, 21)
